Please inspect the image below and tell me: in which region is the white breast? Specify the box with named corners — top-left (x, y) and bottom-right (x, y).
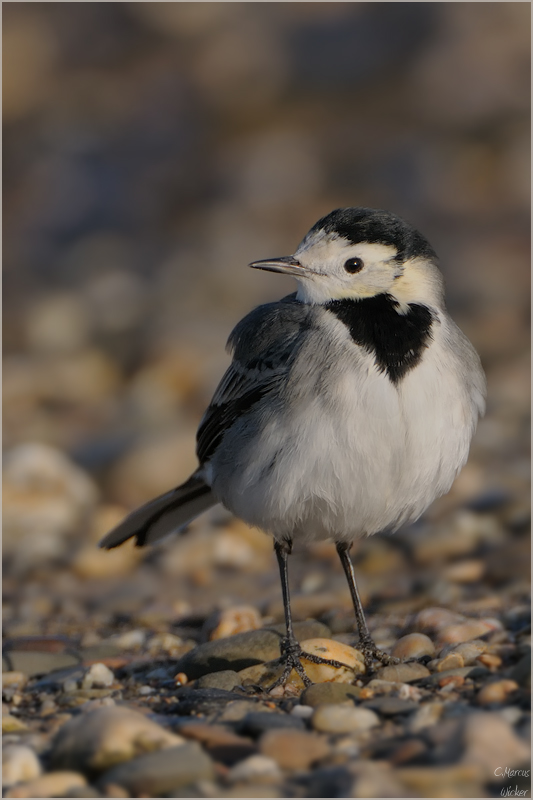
top-left (210, 310), bottom-right (484, 543)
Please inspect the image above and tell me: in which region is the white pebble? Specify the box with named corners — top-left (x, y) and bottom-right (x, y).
top-left (290, 704), bottom-right (314, 719)
top-left (2, 745), bottom-right (42, 788)
top-left (82, 662), bottom-right (114, 689)
top-left (312, 702), bottom-right (379, 734)
top-left (227, 754), bottom-right (282, 784)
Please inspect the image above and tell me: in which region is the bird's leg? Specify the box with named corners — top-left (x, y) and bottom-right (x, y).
top-left (336, 541), bottom-right (399, 670)
top-left (268, 538), bottom-right (348, 690)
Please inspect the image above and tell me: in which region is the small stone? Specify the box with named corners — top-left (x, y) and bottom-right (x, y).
top-left (438, 639), bottom-right (488, 664)
top-left (397, 764), bottom-right (483, 797)
top-left (50, 705), bottom-right (185, 773)
top-left (3, 651), bottom-right (80, 677)
top-left (2, 672), bottom-right (28, 690)
top-left (442, 559), bottom-right (485, 583)
top-left (96, 743), bottom-right (214, 796)
top-left (259, 729), bottom-right (330, 770)
top-left (2, 745), bottom-right (42, 788)
top-left (217, 700), bottom-right (273, 724)
top-left (174, 721), bottom-right (255, 765)
top-left (110, 630), bottom-right (146, 650)
top-left (364, 697), bottom-right (419, 716)
top-left (312, 703), bottom-right (380, 734)
top-left (375, 662), bottom-right (430, 683)
top-left (391, 633), bottom-right (435, 660)
top-left (207, 605), bottom-right (263, 640)
top-left (5, 771), bottom-right (87, 798)
top-left (476, 679), bottom-right (519, 705)
top-left (437, 619), bottom-right (501, 646)
top-left (82, 663), bottom-right (115, 690)
top-left (438, 675), bottom-right (465, 690)
top-left (227, 754), bottom-right (282, 784)
top-left (461, 711), bottom-right (530, 778)
top-left (2, 715), bottom-right (29, 733)
top-left (301, 683), bottom-right (362, 707)
top-left (195, 670), bottom-right (242, 691)
top-left (408, 702), bottom-right (444, 732)
top-left (435, 653), bottom-right (465, 672)
top-left (290, 704), bottom-right (314, 719)
top-left (414, 607), bottom-right (466, 632)
top-left (418, 665), bottom-right (490, 685)
top-left (476, 653), bottom-right (502, 670)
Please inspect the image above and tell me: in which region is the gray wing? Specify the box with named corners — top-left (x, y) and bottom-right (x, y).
top-left (196, 295), bottom-right (312, 464)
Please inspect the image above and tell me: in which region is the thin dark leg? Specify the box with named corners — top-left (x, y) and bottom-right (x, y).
top-left (336, 541), bottom-right (399, 669)
top-left (267, 539), bottom-right (349, 690)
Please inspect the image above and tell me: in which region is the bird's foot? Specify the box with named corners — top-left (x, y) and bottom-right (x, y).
top-left (358, 635), bottom-right (400, 671)
top-left (267, 636), bottom-right (349, 691)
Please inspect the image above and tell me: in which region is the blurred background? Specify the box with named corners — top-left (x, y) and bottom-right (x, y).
top-left (3, 3), bottom-right (530, 646)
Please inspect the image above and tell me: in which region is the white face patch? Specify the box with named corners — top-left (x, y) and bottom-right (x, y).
top-left (293, 234), bottom-right (401, 304)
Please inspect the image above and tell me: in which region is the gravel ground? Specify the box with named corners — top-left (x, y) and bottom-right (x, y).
top-left (3, 4), bottom-right (530, 798)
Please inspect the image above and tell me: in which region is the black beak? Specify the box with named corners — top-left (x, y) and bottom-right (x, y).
top-left (248, 256), bottom-right (307, 277)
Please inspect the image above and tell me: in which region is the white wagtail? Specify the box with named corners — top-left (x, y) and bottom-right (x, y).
top-left (100, 207), bottom-right (486, 686)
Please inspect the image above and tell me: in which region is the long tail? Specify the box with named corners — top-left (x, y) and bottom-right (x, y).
top-left (99, 473), bottom-right (216, 549)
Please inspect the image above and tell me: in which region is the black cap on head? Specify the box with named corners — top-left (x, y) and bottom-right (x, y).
top-left (308, 208), bottom-right (437, 263)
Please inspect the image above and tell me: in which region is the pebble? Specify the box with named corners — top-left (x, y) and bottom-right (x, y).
top-left (375, 662), bottom-right (430, 683)
top-left (206, 605), bottom-right (263, 640)
top-left (391, 633), bottom-right (435, 660)
top-left (2, 672), bottom-right (28, 690)
top-left (259, 729), bottom-right (330, 770)
top-left (408, 702), bottom-right (444, 732)
top-left (2, 715), bottom-right (29, 733)
top-left (217, 700), bottom-right (275, 724)
top-left (300, 682), bottom-right (362, 707)
top-left (172, 621), bottom-right (330, 680)
top-left (109, 630), bottom-right (146, 650)
top-left (50, 705), bottom-right (185, 772)
top-left (3, 651), bottom-right (80, 677)
top-left (438, 639), bottom-right (488, 664)
top-left (442, 559), bottom-right (485, 583)
top-left (397, 764), bottom-right (483, 797)
top-left (4, 771), bottom-right (87, 798)
top-left (436, 619), bottom-right (501, 646)
top-left (461, 711), bottom-right (530, 778)
top-left (476, 679), bottom-right (519, 705)
top-left (227, 754), bottom-right (282, 784)
top-left (174, 721), bottom-right (255, 764)
top-left (430, 653), bottom-right (465, 672)
top-left (81, 663), bottom-right (115, 690)
top-left (195, 670), bottom-right (242, 691)
top-left (312, 702), bottom-right (380, 734)
top-left (364, 697), bottom-right (419, 716)
top-left (96, 743), bottom-right (214, 796)
top-left (414, 607), bottom-right (466, 632)
top-left (2, 745), bottom-right (42, 788)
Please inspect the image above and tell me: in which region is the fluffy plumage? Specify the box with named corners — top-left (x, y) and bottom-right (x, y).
top-left (100, 207), bottom-right (486, 676)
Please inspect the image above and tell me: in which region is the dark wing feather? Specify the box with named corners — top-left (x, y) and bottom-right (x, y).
top-left (196, 295), bottom-right (311, 465)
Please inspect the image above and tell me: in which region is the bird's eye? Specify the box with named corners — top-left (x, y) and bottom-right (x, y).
top-left (344, 257), bottom-right (364, 273)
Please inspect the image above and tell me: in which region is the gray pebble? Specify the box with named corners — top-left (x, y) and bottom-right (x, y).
top-left (3, 651), bottom-right (80, 677)
top-left (363, 697), bottom-right (419, 716)
top-left (195, 670), bottom-right (242, 691)
top-left (96, 743), bottom-right (214, 796)
top-left (300, 682), bottom-right (362, 707)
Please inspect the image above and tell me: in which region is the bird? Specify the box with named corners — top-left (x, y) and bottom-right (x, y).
top-left (100, 207), bottom-right (486, 688)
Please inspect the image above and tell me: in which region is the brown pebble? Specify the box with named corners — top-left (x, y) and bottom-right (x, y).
top-left (208, 605), bottom-right (263, 640)
top-left (442, 559), bottom-right (485, 583)
top-left (391, 633), bottom-right (435, 660)
top-left (476, 653), bottom-right (502, 671)
top-left (477, 679), bottom-right (519, 705)
top-left (438, 675), bottom-right (465, 689)
top-left (259, 729), bottom-right (330, 770)
top-left (436, 653), bottom-right (464, 672)
top-left (436, 620), bottom-right (496, 645)
top-left (174, 672), bottom-right (188, 685)
top-left (375, 662), bottom-right (430, 683)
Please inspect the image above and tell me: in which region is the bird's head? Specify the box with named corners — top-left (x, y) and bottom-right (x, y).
top-left (249, 208), bottom-right (445, 309)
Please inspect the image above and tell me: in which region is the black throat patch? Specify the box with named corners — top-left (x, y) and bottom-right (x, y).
top-left (325, 294), bottom-right (434, 383)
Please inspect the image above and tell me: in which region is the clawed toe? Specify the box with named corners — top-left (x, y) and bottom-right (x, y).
top-left (266, 637), bottom-right (352, 691)
top-left (359, 637), bottom-right (400, 671)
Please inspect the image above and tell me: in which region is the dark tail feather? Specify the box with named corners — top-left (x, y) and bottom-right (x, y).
top-left (99, 474), bottom-right (215, 549)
